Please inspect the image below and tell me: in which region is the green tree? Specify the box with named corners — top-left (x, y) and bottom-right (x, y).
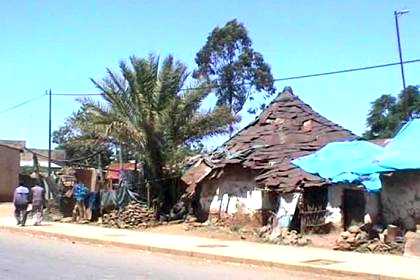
top-left (364, 86), bottom-right (420, 139)
top-left (82, 54), bottom-right (234, 208)
top-left (53, 111), bottom-right (113, 167)
top-left (194, 19), bottom-right (275, 117)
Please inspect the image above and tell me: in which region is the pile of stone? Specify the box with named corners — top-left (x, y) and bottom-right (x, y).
top-left (334, 225), bottom-right (404, 255)
top-left (259, 226), bottom-right (310, 246)
top-left (102, 202), bottom-right (158, 229)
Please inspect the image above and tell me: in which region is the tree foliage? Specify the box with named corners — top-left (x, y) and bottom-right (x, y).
top-left (52, 111), bottom-right (113, 167)
top-left (364, 86), bottom-right (420, 139)
top-left (194, 19), bottom-right (275, 116)
top-left (82, 54), bottom-right (235, 203)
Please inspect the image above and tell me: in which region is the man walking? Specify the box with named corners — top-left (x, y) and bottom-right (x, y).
top-left (13, 184), bottom-right (30, 226)
top-left (31, 184), bottom-right (45, 226)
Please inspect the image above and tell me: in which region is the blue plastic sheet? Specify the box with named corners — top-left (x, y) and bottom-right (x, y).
top-left (292, 141), bottom-right (389, 192)
top-left (292, 119), bottom-right (420, 192)
top-left (378, 119), bottom-right (420, 170)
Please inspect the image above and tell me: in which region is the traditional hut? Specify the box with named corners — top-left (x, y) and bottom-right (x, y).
top-left (182, 88), bottom-right (359, 230)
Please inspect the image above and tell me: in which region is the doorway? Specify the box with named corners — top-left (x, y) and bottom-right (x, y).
top-left (342, 189), bottom-right (365, 229)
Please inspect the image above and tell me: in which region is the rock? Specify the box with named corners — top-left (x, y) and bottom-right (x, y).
top-left (368, 243), bottom-right (378, 251)
top-left (60, 217), bottom-right (73, 223)
top-left (348, 225), bottom-right (361, 234)
top-left (186, 216), bottom-right (198, 223)
top-left (340, 231), bottom-right (352, 240)
top-left (334, 241), bottom-right (351, 251)
top-left (346, 236), bottom-right (356, 244)
top-left (297, 238), bottom-right (309, 246)
top-left (355, 231), bottom-right (369, 243)
top-left (281, 228), bottom-right (289, 239)
top-left (405, 231), bottom-right (417, 240)
top-left (290, 239), bottom-right (298, 245)
top-left (52, 216), bottom-right (62, 222)
top-left (269, 228), bottom-right (282, 241)
top-left (379, 233), bottom-right (386, 243)
top-left (283, 239), bottom-right (291, 245)
top-left (258, 225), bottom-right (271, 234)
top-left (357, 243), bottom-right (370, 251)
top-left (384, 225), bottom-right (399, 243)
top-left (168, 220), bottom-right (183, 225)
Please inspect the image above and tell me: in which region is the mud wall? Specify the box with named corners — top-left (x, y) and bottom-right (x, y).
top-left (198, 166), bottom-right (271, 226)
top-left (0, 146), bottom-right (20, 202)
top-left (325, 184), bottom-right (380, 228)
top-left (381, 172), bottom-right (420, 230)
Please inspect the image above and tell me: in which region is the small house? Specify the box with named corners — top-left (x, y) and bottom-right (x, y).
top-left (377, 119), bottom-right (420, 231)
top-left (182, 88), bottom-right (361, 231)
top-left (294, 119), bottom-right (420, 232)
top-left (0, 144), bottom-right (22, 201)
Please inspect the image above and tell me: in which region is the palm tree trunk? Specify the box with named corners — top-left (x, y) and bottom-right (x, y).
top-left (145, 130), bottom-right (165, 213)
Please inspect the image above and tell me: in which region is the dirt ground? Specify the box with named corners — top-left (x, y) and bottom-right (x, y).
top-left (0, 203), bottom-right (13, 217)
top-left (145, 223), bottom-right (259, 241)
top-left (144, 222), bottom-right (339, 249)
top-left (0, 202), bottom-right (339, 249)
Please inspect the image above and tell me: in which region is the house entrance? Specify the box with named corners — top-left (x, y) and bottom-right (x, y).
top-left (343, 189), bottom-right (365, 229)
top-left (300, 187), bottom-right (328, 233)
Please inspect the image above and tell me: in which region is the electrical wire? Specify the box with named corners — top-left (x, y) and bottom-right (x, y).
top-left (25, 146), bottom-right (105, 163)
top-left (0, 94), bottom-right (46, 115)
top-left (50, 58), bottom-right (420, 96)
top-left (274, 59), bottom-right (420, 81)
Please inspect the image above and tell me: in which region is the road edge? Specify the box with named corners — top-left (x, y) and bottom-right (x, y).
top-left (0, 225), bottom-right (408, 280)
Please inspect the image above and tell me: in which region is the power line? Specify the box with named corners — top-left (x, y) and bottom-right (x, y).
top-left (2, 59), bottom-right (419, 114)
top-left (50, 58), bottom-right (420, 96)
top-left (51, 93), bottom-right (103, 96)
top-left (274, 58), bottom-right (420, 81)
top-left (0, 94), bottom-right (46, 115)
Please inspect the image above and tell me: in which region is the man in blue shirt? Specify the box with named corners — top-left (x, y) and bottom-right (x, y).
top-left (13, 184), bottom-right (30, 226)
top-left (72, 182), bottom-right (88, 222)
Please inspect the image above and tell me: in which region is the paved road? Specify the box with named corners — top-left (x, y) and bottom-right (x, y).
top-left (0, 231), bottom-right (357, 280)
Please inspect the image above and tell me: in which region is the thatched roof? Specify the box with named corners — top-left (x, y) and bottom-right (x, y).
top-left (183, 88), bottom-right (357, 193)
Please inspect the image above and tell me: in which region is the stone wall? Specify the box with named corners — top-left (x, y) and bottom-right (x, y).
top-left (381, 172), bottom-right (420, 230)
top-left (0, 146), bottom-right (20, 202)
top-left (197, 166), bottom-right (272, 226)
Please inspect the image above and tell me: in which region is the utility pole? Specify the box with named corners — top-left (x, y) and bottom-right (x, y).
top-left (394, 9), bottom-right (409, 90)
top-left (48, 89), bottom-right (52, 177)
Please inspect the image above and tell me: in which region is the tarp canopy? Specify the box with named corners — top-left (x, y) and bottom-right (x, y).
top-left (377, 119), bottom-right (420, 170)
top-left (292, 118), bottom-right (420, 192)
top-left (292, 141), bottom-right (389, 192)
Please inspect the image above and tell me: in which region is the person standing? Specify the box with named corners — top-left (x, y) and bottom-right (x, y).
top-left (72, 182), bottom-right (88, 222)
top-left (13, 184), bottom-right (30, 226)
top-left (31, 184), bottom-right (45, 226)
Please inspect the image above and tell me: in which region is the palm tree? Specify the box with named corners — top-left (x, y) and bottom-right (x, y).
top-left (80, 55), bottom-right (234, 208)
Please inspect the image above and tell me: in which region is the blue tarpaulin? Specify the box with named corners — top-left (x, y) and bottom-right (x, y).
top-left (292, 119), bottom-right (420, 192)
top-left (292, 141), bottom-right (389, 192)
top-left (378, 119), bottom-right (420, 170)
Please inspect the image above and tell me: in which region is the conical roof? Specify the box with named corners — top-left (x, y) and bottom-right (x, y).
top-left (214, 89), bottom-right (357, 192)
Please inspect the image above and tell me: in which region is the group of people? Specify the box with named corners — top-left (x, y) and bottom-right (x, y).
top-left (13, 182), bottom-right (45, 226)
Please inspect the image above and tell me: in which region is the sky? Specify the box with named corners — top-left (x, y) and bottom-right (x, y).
top-left (0, 1), bottom-right (419, 149)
